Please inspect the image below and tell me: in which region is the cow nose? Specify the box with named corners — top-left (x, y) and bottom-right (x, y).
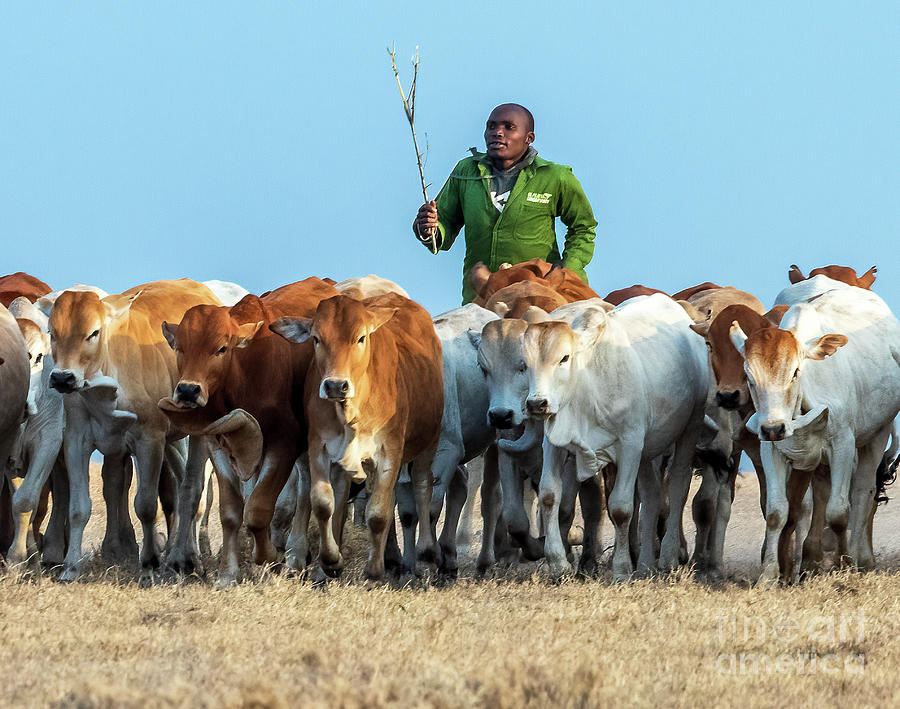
top-left (760, 422), bottom-right (787, 441)
top-left (715, 390), bottom-right (741, 410)
top-left (488, 408), bottom-right (514, 429)
top-left (323, 378), bottom-right (350, 400)
top-left (526, 397), bottom-right (550, 415)
top-left (175, 382), bottom-right (201, 403)
top-left (49, 370), bottom-right (76, 392)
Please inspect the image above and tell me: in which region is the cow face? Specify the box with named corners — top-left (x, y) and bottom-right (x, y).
top-left (730, 323), bottom-right (846, 441)
top-left (16, 317), bottom-right (51, 414)
top-left (477, 319), bottom-right (530, 428)
top-left (272, 295), bottom-right (396, 402)
top-left (48, 290), bottom-right (131, 393)
top-left (691, 304), bottom-right (771, 411)
top-left (162, 305), bottom-right (262, 408)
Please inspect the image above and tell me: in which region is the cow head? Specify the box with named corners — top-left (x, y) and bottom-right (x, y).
top-left (788, 264), bottom-right (877, 289)
top-left (162, 304), bottom-right (262, 408)
top-left (47, 290), bottom-right (138, 393)
top-left (730, 322), bottom-right (846, 441)
top-left (15, 317), bottom-right (51, 415)
top-left (476, 318), bottom-right (531, 429)
top-left (691, 304), bottom-right (772, 411)
top-left (271, 295), bottom-right (396, 402)
top-left (519, 303), bottom-right (608, 418)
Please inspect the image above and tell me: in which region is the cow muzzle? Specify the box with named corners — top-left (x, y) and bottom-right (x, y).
top-left (715, 390), bottom-right (741, 410)
top-left (174, 381), bottom-right (206, 408)
top-left (488, 407), bottom-right (514, 429)
top-left (49, 369), bottom-right (80, 394)
top-left (759, 421), bottom-right (787, 442)
top-left (526, 396), bottom-right (552, 416)
top-left (321, 377), bottom-right (352, 401)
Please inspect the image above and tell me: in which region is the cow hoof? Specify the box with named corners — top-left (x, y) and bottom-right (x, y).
top-left (321, 564), bottom-right (343, 579)
top-left (58, 566), bottom-right (81, 584)
top-left (165, 550), bottom-right (197, 576)
top-left (545, 558), bottom-right (572, 579)
top-left (475, 555), bottom-right (495, 575)
top-left (214, 575), bottom-right (240, 589)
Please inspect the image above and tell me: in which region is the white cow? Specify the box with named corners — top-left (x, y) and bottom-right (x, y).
top-left (202, 280), bottom-right (250, 307)
top-left (732, 286), bottom-right (900, 583)
top-left (396, 304), bottom-right (499, 576)
top-left (520, 295), bottom-right (709, 579)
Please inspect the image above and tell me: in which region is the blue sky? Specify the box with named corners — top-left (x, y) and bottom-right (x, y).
top-left (1, 3), bottom-right (896, 314)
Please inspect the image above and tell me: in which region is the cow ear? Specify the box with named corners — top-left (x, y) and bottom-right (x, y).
top-left (161, 321), bottom-right (178, 350)
top-left (468, 262), bottom-right (492, 298)
top-left (689, 321), bottom-right (710, 338)
top-left (491, 301), bottom-right (510, 318)
top-left (788, 264), bottom-right (805, 284)
top-left (676, 299), bottom-right (705, 323)
top-left (764, 305), bottom-right (789, 327)
top-left (235, 321), bottom-right (264, 348)
top-left (466, 328), bottom-right (483, 350)
top-left (858, 266), bottom-right (877, 289)
top-left (806, 333), bottom-right (848, 360)
top-left (729, 322), bottom-right (748, 356)
top-left (367, 306), bottom-right (398, 333)
top-left (270, 317), bottom-right (313, 344)
top-left (570, 306), bottom-right (607, 350)
top-left (35, 295), bottom-right (55, 316)
top-left (522, 306), bottom-right (549, 324)
top-left (105, 290), bottom-right (142, 320)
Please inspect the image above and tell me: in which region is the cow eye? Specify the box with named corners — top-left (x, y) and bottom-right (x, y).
top-left (35, 353), bottom-right (42, 364)
top-left (517, 361), bottom-right (527, 373)
top-left (312, 335), bottom-right (320, 346)
top-left (87, 330), bottom-right (99, 341)
top-left (792, 368), bottom-right (800, 379)
top-left (357, 335), bottom-right (365, 345)
top-left (216, 345), bottom-right (227, 355)
top-left (559, 354), bottom-right (569, 364)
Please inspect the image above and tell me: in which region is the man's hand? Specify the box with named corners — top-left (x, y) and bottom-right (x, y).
top-left (415, 200), bottom-right (439, 241)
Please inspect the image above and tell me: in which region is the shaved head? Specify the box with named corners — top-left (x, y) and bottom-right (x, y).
top-left (492, 103), bottom-right (535, 132)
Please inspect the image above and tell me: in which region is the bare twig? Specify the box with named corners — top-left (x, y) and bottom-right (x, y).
top-left (388, 43), bottom-right (435, 252)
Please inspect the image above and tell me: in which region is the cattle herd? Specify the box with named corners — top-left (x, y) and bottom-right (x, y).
top-left (0, 261), bottom-right (898, 588)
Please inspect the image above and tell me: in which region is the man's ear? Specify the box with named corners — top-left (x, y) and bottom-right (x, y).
top-left (235, 321), bottom-right (264, 348)
top-left (270, 317), bottom-right (313, 344)
top-left (367, 306), bottom-right (398, 333)
top-left (161, 321), bottom-right (178, 350)
top-left (729, 322), bottom-right (748, 356)
top-left (806, 334), bottom-right (848, 360)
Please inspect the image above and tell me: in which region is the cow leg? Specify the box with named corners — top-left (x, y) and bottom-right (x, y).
top-left (659, 422), bottom-right (700, 572)
top-left (99, 453), bottom-right (136, 563)
top-left (577, 475), bottom-right (603, 576)
top-left (636, 459), bottom-right (662, 574)
top-left (757, 441), bottom-right (790, 586)
top-left (690, 464), bottom-right (717, 573)
top-left (285, 459), bottom-right (311, 571)
top-left (539, 443), bottom-right (572, 577)
top-left (11, 432), bottom-right (64, 552)
top-left (395, 473), bottom-right (418, 575)
top-left (5, 476), bottom-right (35, 564)
top-left (245, 449), bottom-right (295, 567)
top-left (197, 466), bottom-right (214, 559)
top-left (364, 448), bottom-right (403, 580)
top-left (604, 443), bottom-right (641, 580)
top-left (823, 431), bottom-right (857, 566)
top-left (60, 431), bottom-right (93, 582)
top-left (778, 467), bottom-right (812, 584)
top-left (132, 436), bottom-right (169, 573)
top-left (309, 440), bottom-right (342, 573)
top-left (849, 427), bottom-right (890, 569)
top-left (458, 459), bottom-right (483, 547)
top-left (499, 448), bottom-right (543, 561)
top-left (32, 483), bottom-right (50, 552)
top-left (271, 464), bottom-right (299, 552)
top-left (437, 465), bottom-right (468, 577)
top-left (214, 464), bottom-right (244, 587)
top-left (801, 466), bottom-right (829, 574)
top-left (476, 444), bottom-right (501, 572)
top-left (158, 457), bottom-right (179, 549)
top-left (166, 437), bottom-right (207, 574)
top-left (558, 454), bottom-right (579, 563)
top-left (707, 470), bottom-right (737, 580)
top-left (41, 458), bottom-right (69, 566)
top-left (411, 449), bottom-right (438, 568)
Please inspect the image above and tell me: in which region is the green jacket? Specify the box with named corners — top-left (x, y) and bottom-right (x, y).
top-left (421, 151), bottom-right (597, 303)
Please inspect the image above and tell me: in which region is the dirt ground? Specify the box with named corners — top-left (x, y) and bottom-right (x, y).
top-left (1, 462), bottom-right (899, 708)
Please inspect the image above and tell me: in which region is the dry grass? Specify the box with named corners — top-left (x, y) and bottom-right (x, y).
top-left (2, 466), bottom-right (900, 708)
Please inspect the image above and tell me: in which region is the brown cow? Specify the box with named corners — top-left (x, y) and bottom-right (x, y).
top-left (671, 282), bottom-right (722, 301)
top-left (0, 305), bottom-right (29, 560)
top-left (469, 259), bottom-right (553, 305)
top-left (788, 264), bottom-right (877, 289)
top-left (48, 279), bottom-right (221, 580)
top-left (485, 281), bottom-right (568, 319)
top-left (0, 272), bottom-right (52, 308)
top-left (272, 292), bottom-right (444, 579)
top-left (603, 284), bottom-right (668, 306)
top-left (159, 277), bottom-right (339, 582)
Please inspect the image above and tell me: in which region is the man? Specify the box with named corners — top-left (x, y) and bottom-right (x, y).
top-left (414, 103), bottom-right (597, 303)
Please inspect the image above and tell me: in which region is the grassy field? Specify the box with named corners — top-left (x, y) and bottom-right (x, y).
top-left (2, 467), bottom-right (900, 708)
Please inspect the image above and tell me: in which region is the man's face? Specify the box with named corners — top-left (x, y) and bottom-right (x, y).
top-left (484, 106), bottom-right (534, 164)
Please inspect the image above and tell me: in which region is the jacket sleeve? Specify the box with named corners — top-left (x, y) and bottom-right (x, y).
top-left (556, 168), bottom-right (597, 278)
top-left (412, 162), bottom-right (466, 255)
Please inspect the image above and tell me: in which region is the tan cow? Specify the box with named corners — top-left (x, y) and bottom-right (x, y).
top-left (159, 277), bottom-right (339, 583)
top-left (48, 279), bottom-right (221, 580)
top-left (272, 292), bottom-right (444, 579)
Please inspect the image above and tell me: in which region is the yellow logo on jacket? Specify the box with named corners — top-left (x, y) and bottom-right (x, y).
top-left (526, 192), bottom-right (552, 204)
